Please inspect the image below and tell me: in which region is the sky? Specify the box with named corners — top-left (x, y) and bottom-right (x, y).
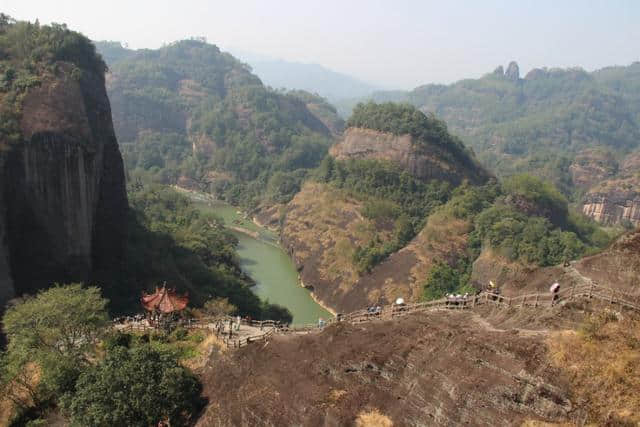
top-left (2, 0), bottom-right (639, 89)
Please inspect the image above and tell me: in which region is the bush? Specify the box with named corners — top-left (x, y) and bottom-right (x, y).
top-left (62, 345), bottom-right (204, 426)
top-left (170, 327), bottom-right (188, 341)
top-left (422, 260), bottom-right (474, 301)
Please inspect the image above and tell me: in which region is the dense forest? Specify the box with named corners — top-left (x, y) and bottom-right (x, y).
top-left (342, 62), bottom-right (640, 199)
top-left (95, 40), bottom-right (340, 208)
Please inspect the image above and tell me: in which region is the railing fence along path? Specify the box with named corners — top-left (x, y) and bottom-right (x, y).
top-left (115, 282), bottom-right (640, 348)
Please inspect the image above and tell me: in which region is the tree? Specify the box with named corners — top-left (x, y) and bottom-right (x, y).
top-left (62, 344), bottom-right (203, 427)
top-left (203, 297), bottom-right (236, 318)
top-left (1, 284), bottom-right (109, 408)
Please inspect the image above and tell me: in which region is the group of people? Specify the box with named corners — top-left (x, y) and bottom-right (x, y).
top-left (112, 314), bottom-right (145, 324)
top-left (366, 305), bottom-right (383, 315)
top-left (446, 293), bottom-right (470, 306)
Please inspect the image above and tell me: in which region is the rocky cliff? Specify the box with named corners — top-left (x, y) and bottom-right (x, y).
top-left (581, 152), bottom-right (640, 227)
top-left (330, 127), bottom-right (489, 185)
top-left (0, 60), bottom-right (127, 306)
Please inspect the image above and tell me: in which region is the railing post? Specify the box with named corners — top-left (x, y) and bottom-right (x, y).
top-left (534, 294), bottom-right (538, 308)
top-left (589, 283), bottom-right (593, 299)
top-left (571, 283), bottom-right (575, 300)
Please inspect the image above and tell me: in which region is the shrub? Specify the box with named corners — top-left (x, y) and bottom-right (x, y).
top-left (62, 345), bottom-right (204, 426)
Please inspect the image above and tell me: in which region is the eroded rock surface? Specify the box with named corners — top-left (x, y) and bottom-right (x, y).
top-left (198, 311), bottom-right (573, 426)
top-left (330, 127), bottom-right (489, 185)
top-left (0, 64), bottom-right (127, 304)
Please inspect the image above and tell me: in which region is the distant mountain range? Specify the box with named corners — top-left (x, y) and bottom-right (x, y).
top-left (229, 49), bottom-right (379, 104)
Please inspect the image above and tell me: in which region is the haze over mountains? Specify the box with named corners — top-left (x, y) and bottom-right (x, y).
top-left (3, 9), bottom-right (640, 426)
top-left (229, 49), bottom-right (380, 104)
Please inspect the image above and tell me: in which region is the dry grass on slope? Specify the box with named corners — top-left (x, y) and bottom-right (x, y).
top-left (547, 312), bottom-right (640, 425)
top-left (283, 182), bottom-right (391, 291)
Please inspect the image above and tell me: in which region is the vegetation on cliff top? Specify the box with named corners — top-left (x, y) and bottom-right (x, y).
top-left (0, 15), bottom-right (105, 143)
top-left (420, 175), bottom-right (613, 300)
top-left (346, 63), bottom-right (640, 200)
top-left (346, 101), bottom-right (480, 168)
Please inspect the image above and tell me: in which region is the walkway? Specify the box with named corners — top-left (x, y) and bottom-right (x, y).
top-left (115, 282), bottom-right (640, 350)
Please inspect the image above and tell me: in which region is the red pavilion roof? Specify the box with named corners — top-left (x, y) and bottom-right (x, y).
top-left (141, 284), bottom-right (189, 313)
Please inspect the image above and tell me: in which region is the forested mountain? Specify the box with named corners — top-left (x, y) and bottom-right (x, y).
top-left (95, 40), bottom-right (341, 207)
top-left (252, 102), bottom-right (611, 314)
top-left (343, 62), bottom-right (640, 198)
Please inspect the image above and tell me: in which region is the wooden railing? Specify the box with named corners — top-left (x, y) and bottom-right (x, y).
top-left (115, 282), bottom-right (640, 347)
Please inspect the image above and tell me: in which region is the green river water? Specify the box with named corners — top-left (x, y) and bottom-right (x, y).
top-left (191, 196), bottom-right (333, 325)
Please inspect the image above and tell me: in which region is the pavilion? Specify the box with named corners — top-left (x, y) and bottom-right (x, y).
top-left (141, 283), bottom-right (189, 326)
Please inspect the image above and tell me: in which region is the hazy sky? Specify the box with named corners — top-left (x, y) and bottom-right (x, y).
top-left (3, 0), bottom-right (639, 88)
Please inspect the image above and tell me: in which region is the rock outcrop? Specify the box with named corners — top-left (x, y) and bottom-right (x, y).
top-left (329, 127), bottom-right (489, 185)
top-left (582, 192), bottom-right (640, 227)
top-left (505, 61), bottom-right (520, 80)
top-left (581, 151), bottom-right (640, 227)
top-left (0, 65), bottom-right (127, 305)
top-left (198, 311), bottom-right (574, 426)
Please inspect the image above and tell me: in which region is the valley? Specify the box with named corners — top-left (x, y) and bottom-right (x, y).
top-left (1, 9), bottom-right (639, 426)
top-left (187, 192), bottom-right (333, 324)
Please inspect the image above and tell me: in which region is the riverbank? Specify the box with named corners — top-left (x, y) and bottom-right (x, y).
top-left (301, 279), bottom-right (337, 316)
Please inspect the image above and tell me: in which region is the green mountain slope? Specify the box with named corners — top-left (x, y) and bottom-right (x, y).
top-left (348, 62), bottom-right (640, 199)
top-left (96, 40), bottom-right (339, 207)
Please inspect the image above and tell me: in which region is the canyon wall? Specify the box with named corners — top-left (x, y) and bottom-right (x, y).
top-left (0, 64), bottom-right (127, 306)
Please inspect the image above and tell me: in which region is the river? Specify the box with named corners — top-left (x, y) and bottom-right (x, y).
top-left (191, 196), bottom-right (333, 325)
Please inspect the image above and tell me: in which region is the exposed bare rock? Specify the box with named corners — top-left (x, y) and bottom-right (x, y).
top-left (198, 311), bottom-right (574, 426)
top-left (582, 191), bottom-right (640, 227)
top-left (344, 208), bottom-right (472, 312)
top-left (505, 61), bottom-right (520, 80)
top-left (581, 151), bottom-right (640, 227)
top-left (279, 182), bottom-right (389, 313)
top-left (573, 229), bottom-right (640, 297)
top-left (330, 127), bottom-right (489, 185)
top-left (0, 64), bottom-right (127, 304)
top-left (471, 249), bottom-right (568, 297)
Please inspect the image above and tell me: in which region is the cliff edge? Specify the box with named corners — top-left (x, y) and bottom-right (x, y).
top-left (0, 19), bottom-right (127, 306)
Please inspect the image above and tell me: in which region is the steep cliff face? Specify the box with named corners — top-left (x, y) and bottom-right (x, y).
top-left (0, 65), bottom-right (127, 304)
top-left (582, 192), bottom-right (640, 227)
top-left (330, 127), bottom-right (488, 185)
top-left (581, 152), bottom-right (640, 227)
top-left (0, 154), bottom-right (13, 304)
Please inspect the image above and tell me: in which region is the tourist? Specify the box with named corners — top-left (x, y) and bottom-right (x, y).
top-left (550, 282), bottom-right (560, 305)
